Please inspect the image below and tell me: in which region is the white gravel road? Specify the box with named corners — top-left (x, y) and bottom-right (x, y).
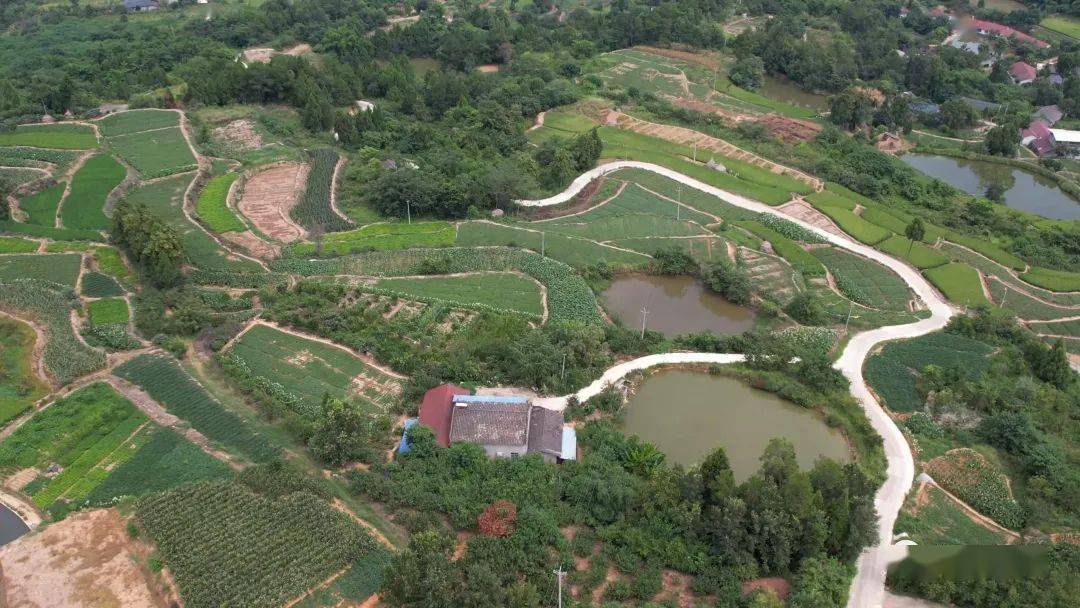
top-left (518, 161), bottom-right (957, 608)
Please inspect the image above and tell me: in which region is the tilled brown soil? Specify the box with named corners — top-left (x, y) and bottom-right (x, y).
top-left (237, 162), bottom-right (309, 242)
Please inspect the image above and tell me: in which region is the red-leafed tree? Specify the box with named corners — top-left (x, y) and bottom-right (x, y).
top-left (477, 500), bottom-right (517, 537)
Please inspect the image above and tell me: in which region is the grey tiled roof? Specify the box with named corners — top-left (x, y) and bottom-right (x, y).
top-left (449, 402), bottom-right (530, 446)
top-left (527, 406), bottom-right (564, 455)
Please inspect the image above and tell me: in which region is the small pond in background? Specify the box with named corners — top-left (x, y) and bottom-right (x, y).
top-left (900, 153), bottom-right (1080, 221)
top-left (0, 505), bottom-right (29, 548)
top-left (601, 274), bottom-right (757, 338)
top-left (620, 370), bottom-right (850, 480)
top-left (758, 75), bottom-right (830, 112)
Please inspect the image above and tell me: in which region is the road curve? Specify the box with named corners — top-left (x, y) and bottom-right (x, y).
top-left (517, 161), bottom-right (956, 608)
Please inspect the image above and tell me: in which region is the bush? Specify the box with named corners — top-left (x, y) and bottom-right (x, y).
top-left (784, 292), bottom-right (828, 325)
top-left (702, 258), bottom-right (752, 305)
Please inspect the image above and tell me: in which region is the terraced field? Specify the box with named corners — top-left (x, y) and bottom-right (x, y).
top-left (0, 315), bottom-right (49, 426)
top-left (811, 247), bottom-right (914, 311)
top-left (59, 154), bottom-right (126, 230)
top-left (0, 123), bottom-right (97, 149)
top-left (372, 272), bottom-right (544, 317)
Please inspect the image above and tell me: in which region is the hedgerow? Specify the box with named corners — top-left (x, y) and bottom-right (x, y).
top-left (291, 148), bottom-right (351, 232)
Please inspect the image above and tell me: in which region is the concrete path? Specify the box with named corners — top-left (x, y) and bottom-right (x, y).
top-left (518, 160), bottom-right (958, 608)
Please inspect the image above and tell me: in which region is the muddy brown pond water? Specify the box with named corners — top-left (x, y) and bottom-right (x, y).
top-left (620, 370), bottom-right (851, 480)
top-left (601, 274), bottom-right (757, 337)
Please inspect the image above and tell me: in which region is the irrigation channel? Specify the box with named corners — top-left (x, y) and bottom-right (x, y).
top-left (901, 153), bottom-right (1080, 221)
top-left (518, 160), bottom-right (956, 608)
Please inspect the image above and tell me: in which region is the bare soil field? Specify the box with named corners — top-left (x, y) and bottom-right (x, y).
top-left (213, 119), bottom-right (263, 151)
top-left (0, 508), bottom-right (174, 608)
top-left (757, 114), bottom-right (823, 143)
top-left (778, 199), bottom-right (845, 237)
top-left (237, 162), bottom-right (309, 242)
top-left (221, 230), bottom-right (280, 260)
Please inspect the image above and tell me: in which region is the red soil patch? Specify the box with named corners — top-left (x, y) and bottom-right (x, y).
top-left (757, 114), bottom-right (823, 143)
top-left (237, 162), bottom-right (309, 242)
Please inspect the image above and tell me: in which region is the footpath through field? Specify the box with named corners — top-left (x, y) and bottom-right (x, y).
top-left (517, 160), bottom-right (957, 608)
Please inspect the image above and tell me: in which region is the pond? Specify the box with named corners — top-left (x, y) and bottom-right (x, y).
top-left (901, 153), bottom-right (1080, 221)
top-left (620, 370), bottom-right (850, 480)
top-left (601, 274), bottom-right (756, 338)
top-left (0, 504), bottom-right (29, 548)
top-left (758, 75), bottom-right (829, 112)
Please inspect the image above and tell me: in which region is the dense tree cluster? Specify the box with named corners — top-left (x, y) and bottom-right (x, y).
top-left (111, 200), bottom-right (185, 287)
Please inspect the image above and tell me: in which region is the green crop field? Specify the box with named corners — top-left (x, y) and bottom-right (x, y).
top-left (0, 167), bottom-right (44, 189)
top-left (816, 206), bottom-right (892, 245)
top-left (19, 183), bottom-right (65, 226)
top-left (539, 182), bottom-right (714, 240)
top-left (93, 247), bottom-right (135, 284)
top-left (294, 549), bottom-right (391, 608)
top-left (126, 175), bottom-right (261, 272)
top-left (87, 297), bottom-right (129, 325)
top-left (1040, 15), bottom-right (1080, 39)
top-left (0, 280), bottom-right (106, 384)
top-left (195, 173), bottom-right (245, 232)
top-left (811, 247), bottom-right (912, 311)
top-left (863, 332), bottom-right (993, 412)
top-left (858, 208), bottom-right (944, 244)
top-left (291, 148), bottom-right (351, 232)
top-left (943, 234), bottom-right (1026, 271)
top-left (1027, 319), bottom-right (1080, 338)
top-left (301, 247), bottom-right (605, 325)
top-left (84, 426), bottom-right (232, 505)
top-left (0, 237), bottom-right (38, 253)
top-left (80, 271), bottom-right (124, 297)
top-left (607, 168), bottom-right (759, 222)
top-left (0, 382), bottom-right (147, 513)
top-left (114, 354), bottom-right (279, 462)
top-left (0, 253), bottom-right (81, 286)
top-left (1020, 266), bottom-right (1080, 292)
top-left (136, 480), bottom-right (376, 608)
top-left (925, 448), bottom-right (1024, 529)
top-left (734, 221), bottom-right (825, 277)
top-left (924, 263), bottom-right (990, 307)
top-left (373, 272), bottom-right (544, 317)
top-left (0, 147), bottom-right (79, 172)
top-left (894, 483), bottom-right (1012, 545)
top-left (225, 324), bottom-right (400, 414)
top-left (96, 109), bottom-right (179, 136)
top-left (107, 127), bottom-right (196, 178)
top-left (0, 316), bottom-right (49, 427)
top-left (291, 221), bottom-right (456, 256)
top-left (875, 235), bottom-right (948, 269)
top-left (805, 189), bottom-right (857, 210)
top-left (60, 154), bottom-right (126, 230)
top-left (0, 220), bottom-right (103, 242)
top-left (0, 123), bottom-right (97, 149)
top-left (456, 221), bottom-right (650, 268)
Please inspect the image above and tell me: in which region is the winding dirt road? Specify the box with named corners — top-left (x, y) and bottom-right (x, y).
top-left (517, 160), bottom-right (956, 608)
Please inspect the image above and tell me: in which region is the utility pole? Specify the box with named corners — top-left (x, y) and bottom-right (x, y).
top-left (676, 185), bottom-right (682, 221)
top-left (692, 142), bottom-right (697, 162)
top-left (560, 352), bottom-right (566, 380)
top-left (999, 286), bottom-right (1008, 308)
top-left (640, 305), bottom-right (649, 339)
top-left (541, 231), bottom-right (546, 257)
top-left (844, 299), bottom-right (854, 333)
top-left (406, 199), bottom-right (412, 225)
top-left (553, 567), bottom-right (566, 608)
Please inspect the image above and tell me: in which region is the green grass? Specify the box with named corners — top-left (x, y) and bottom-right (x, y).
top-left (0, 316), bottom-right (49, 427)
top-left (84, 427), bottom-right (232, 505)
top-left (126, 175), bottom-right (260, 272)
top-left (894, 483), bottom-right (1011, 545)
top-left (93, 247), bottom-right (135, 284)
top-left (456, 221), bottom-right (650, 268)
top-left (373, 273), bottom-right (543, 317)
top-left (195, 173), bottom-right (245, 233)
top-left (87, 297), bottom-right (129, 325)
top-left (607, 168), bottom-right (759, 223)
top-left (290, 221), bottom-right (456, 256)
top-left (1020, 266), bottom-right (1080, 292)
top-left (1040, 15), bottom-right (1080, 39)
top-left (805, 189), bottom-right (857, 210)
top-left (815, 206), bottom-right (892, 245)
top-left (863, 332), bottom-right (993, 412)
top-left (0, 123), bottom-right (97, 149)
top-left (540, 182), bottom-right (714, 239)
top-left (925, 448), bottom-right (1024, 529)
top-left (810, 247), bottom-right (912, 311)
top-left (19, 183), bottom-right (65, 226)
top-left (224, 324), bottom-right (400, 415)
top-left (113, 354), bottom-right (279, 463)
top-left (107, 127), bottom-right (196, 178)
top-left (80, 272), bottom-right (123, 297)
top-left (924, 263), bottom-right (990, 307)
top-left (0, 253), bottom-right (81, 286)
top-left (0, 237), bottom-right (38, 253)
top-left (96, 109), bottom-right (179, 137)
top-left (943, 233), bottom-right (1026, 271)
top-left (734, 221), bottom-right (825, 277)
top-left (60, 154), bottom-right (126, 230)
top-left (858, 208), bottom-right (944, 244)
top-left (0, 221), bottom-right (103, 242)
top-left (875, 235), bottom-right (948, 269)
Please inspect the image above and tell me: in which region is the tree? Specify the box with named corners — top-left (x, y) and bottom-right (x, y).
top-left (477, 500), bottom-right (517, 537)
top-left (1032, 340), bottom-right (1072, 390)
top-left (111, 200), bottom-right (184, 287)
top-left (729, 56), bottom-right (765, 91)
top-left (308, 394), bottom-right (391, 466)
top-left (702, 258), bottom-right (752, 305)
top-left (570, 128), bottom-right (602, 171)
top-left (940, 98), bottom-right (979, 133)
top-left (381, 531), bottom-right (458, 608)
top-left (985, 124), bottom-right (1018, 156)
top-left (788, 556), bottom-right (855, 608)
top-left (700, 447), bottom-right (735, 507)
top-left (784, 292), bottom-right (828, 326)
top-left (985, 183), bottom-right (1006, 203)
top-left (904, 217), bottom-right (925, 255)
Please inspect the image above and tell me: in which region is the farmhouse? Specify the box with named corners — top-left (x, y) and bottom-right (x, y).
top-left (1021, 121), bottom-right (1055, 157)
top-left (1049, 129), bottom-right (1080, 156)
top-left (123, 0), bottom-right (160, 10)
top-left (410, 384), bottom-right (576, 462)
top-left (1011, 61), bottom-right (1037, 85)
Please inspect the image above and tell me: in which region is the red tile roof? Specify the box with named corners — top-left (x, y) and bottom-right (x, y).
top-left (419, 384), bottom-right (469, 447)
top-left (1011, 61), bottom-right (1037, 82)
top-left (971, 19), bottom-right (1048, 47)
top-left (1022, 121), bottom-right (1055, 157)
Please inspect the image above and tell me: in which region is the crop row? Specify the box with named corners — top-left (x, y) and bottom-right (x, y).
top-left (195, 173), bottom-right (245, 233)
top-left (291, 148), bottom-right (351, 232)
top-left (862, 332), bottom-right (992, 412)
top-left (735, 220), bottom-right (825, 277)
top-left (135, 481), bottom-right (374, 608)
top-left (288, 221), bottom-right (455, 256)
top-left (60, 154), bottom-right (125, 231)
top-left (0, 279), bottom-right (106, 384)
top-left (925, 448), bottom-right (1025, 529)
top-left (18, 182), bottom-right (65, 226)
top-left (113, 354), bottom-right (278, 462)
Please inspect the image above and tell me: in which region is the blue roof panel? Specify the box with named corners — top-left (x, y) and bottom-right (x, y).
top-left (453, 395), bottom-right (530, 404)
